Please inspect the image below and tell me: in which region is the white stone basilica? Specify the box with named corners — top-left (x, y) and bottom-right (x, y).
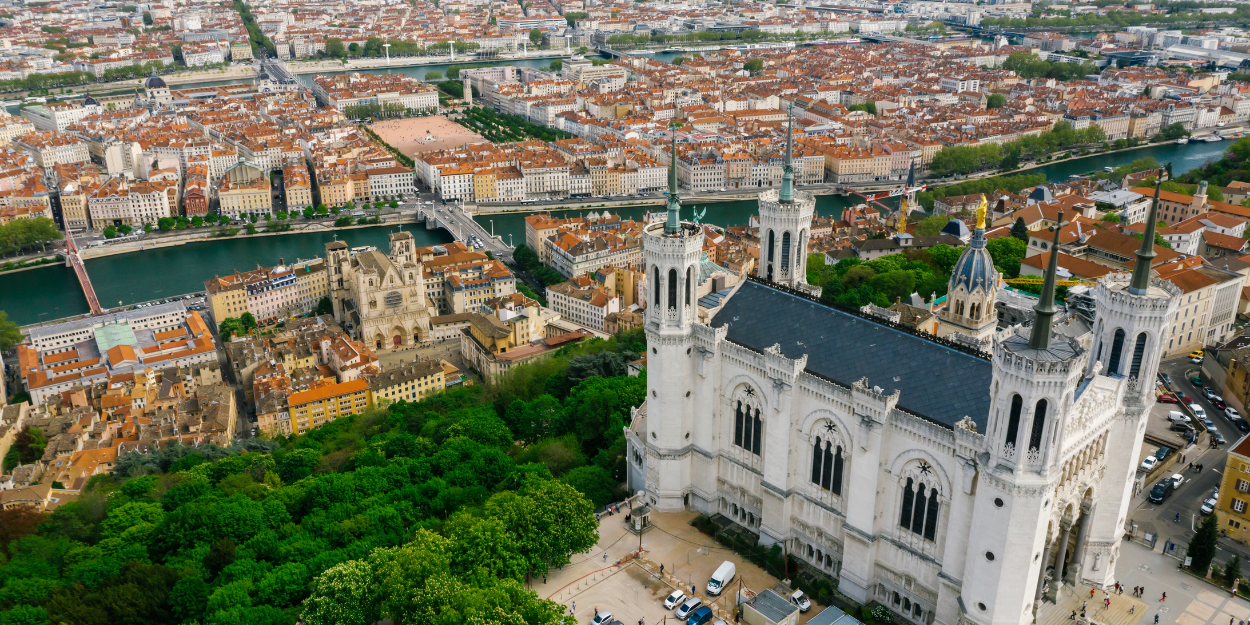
top-left (626, 118), bottom-right (1181, 625)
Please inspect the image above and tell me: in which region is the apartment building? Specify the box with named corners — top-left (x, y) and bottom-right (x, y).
top-left (204, 259), bottom-right (328, 325)
top-left (545, 229), bottom-right (643, 279)
top-left (14, 131), bottom-right (90, 167)
top-left (218, 158), bottom-right (271, 219)
top-left (1214, 436), bottom-right (1250, 533)
top-left (286, 378), bottom-right (370, 435)
top-left (368, 359), bottom-right (445, 405)
top-left (20, 101), bottom-right (101, 132)
top-left (366, 166), bottom-right (414, 201)
top-left (1155, 260), bottom-right (1242, 358)
top-left (283, 161), bottom-right (313, 212)
top-left (311, 72), bottom-right (439, 112)
top-left (546, 282), bottom-right (620, 332)
top-left (86, 176), bottom-right (173, 227)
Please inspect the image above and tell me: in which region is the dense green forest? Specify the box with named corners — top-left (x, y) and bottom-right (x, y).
top-left (0, 330), bottom-right (647, 625)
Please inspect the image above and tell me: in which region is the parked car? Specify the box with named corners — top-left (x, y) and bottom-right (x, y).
top-left (790, 590), bottom-right (812, 613)
top-left (1191, 350), bottom-right (1205, 359)
top-left (1236, 419), bottom-right (1250, 433)
top-left (676, 597), bottom-right (703, 620)
top-left (1140, 456), bottom-right (1158, 471)
top-left (1204, 388), bottom-right (1217, 400)
top-left (1156, 447), bottom-right (1173, 461)
top-left (1171, 422), bottom-right (1195, 433)
top-left (1161, 373), bottom-right (1172, 385)
top-left (1193, 356), bottom-right (1205, 364)
top-left (1159, 393), bottom-right (1179, 403)
top-left (1201, 416), bottom-right (1216, 428)
top-left (1202, 498), bottom-right (1218, 514)
top-left (1211, 431), bottom-right (1227, 445)
top-left (687, 607), bottom-right (715, 625)
top-left (1216, 399), bottom-right (1228, 410)
top-left (1171, 473), bottom-right (1185, 488)
top-left (1149, 478), bottom-right (1175, 504)
top-left (1192, 376), bottom-right (1204, 387)
top-left (1228, 407), bottom-right (1242, 420)
top-left (592, 611), bottom-right (613, 625)
top-left (1168, 411), bottom-right (1191, 423)
top-left (1182, 394), bottom-right (1195, 405)
top-left (664, 591), bottom-right (687, 610)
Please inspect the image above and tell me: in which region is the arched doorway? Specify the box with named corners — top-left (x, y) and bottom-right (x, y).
top-left (392, 335), bottom-right (402, 347)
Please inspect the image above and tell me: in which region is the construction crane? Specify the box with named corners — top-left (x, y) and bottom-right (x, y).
top-left (1005, 276), bottom-right (1095, 288)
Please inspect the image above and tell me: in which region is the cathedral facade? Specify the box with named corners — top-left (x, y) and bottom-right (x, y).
top-left (627, 123), bottom-right (1180, 625)
top-left (326, 232), bottom-right (432, 350)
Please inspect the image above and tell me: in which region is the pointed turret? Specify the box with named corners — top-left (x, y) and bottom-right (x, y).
top-left (906, 161), bottom-right (915, 189)
top-left (1129, 178), bottom-right (1164, 295)
top-left (664, 124), bottom-right (681, 235)
top-left (779, 101), bottom-right (795, 204)
top-left (1029, 210), bottom-right (1069, 350)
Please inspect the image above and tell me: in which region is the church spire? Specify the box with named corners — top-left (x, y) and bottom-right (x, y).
top-left (779, 101), bottom-right (795, 204)
top-left (1029, 209), bottom-right (1069, 350)
top-left (1129, 177), bottom-right (1163, 295)
top-left (665, 123), bottom-right (681, 235)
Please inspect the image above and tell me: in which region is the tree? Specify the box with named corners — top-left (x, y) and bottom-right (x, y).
top-left (325, 37), bottom-right (346, 59)
top-left (549, 59), bottom-right (562, 72)
top-left (302, 560), bottom-right (380, 625)
top-left (1159, 123), bottom-right (1190, 141)
top-left (484, 479), bottom-right (598, 577)
top-left (240, 312), bottom-right (257, 331)
top-left (157, 217), bottom-right (175, 232)
top-left (1225, 554), bottom-right (1242, 587)
top-left (315, 296), bottom-right (334, 316)
top-left (529, 29), bottom-right (543, 46)
top-left (986, 236), bottom-right (1027, 278)
top-left (303, 207), bottom-right (315, 220)
top-left (986, 93), bottom-right (1007, 109)
top-left (561, 465), bottom-right (617, 507)
top-left (743, 58), bottom-right (764, 75)
top-left (0, 309), bottom-right (21, 351)
top-left (1188, 514), bottom-right (1220, 575)
top-left (142, 11), bottom-right (153, 24)
top-left (103, 225), bottom-right (117, 239)
top-left (425, 71), bottom-right (442, 80)
top-left (1010, 217), bottom-right (1029, 242)
top-left (913, 214), bottom-right (948, 237)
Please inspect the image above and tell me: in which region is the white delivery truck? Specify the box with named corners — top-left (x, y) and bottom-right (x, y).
top-left (707, 561), bottom-right (736, 596)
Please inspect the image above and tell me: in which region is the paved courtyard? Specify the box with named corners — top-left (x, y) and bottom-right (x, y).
top-left (536, 509), bottom-right (828, 624)
top-left (1095, 540), bottom-right (1250, 625)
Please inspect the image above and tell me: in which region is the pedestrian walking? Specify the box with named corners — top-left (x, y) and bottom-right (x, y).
top-left (1070, 611), bottom-right (1078, 620)
top-left (1084, 602), bottom-right (1088, 611)
top-left (1155, 615), bottom-right (1160, 625)
top-left (1162, 592), bottom-right (1167, 601)
top-left (572, 601), bottom-right (576, 613)
top-left (660, 564), bottom-right (665, 576)
top-left (1091, 589), bottom-right (1097, 598)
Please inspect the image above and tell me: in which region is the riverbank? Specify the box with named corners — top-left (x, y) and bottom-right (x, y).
top-left (0, 256), bottom-right (61, 276)
top-left (79, 212), bottom-right (425, 261)
top-left (283, 51), bottom-right (577, 76)
top-left (987, 132), bottom-right (1239, 180)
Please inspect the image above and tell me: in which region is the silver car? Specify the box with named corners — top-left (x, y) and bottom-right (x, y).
top-left (676, 597), bottom-right (703, 620)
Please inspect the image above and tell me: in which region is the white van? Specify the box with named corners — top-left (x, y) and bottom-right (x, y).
top-left (1168, 411), bottom-right (1190, 423)
top-left (707, 561), bottom-right (736, 596)
top-left (1192, 406), bottom-right (1207, 420)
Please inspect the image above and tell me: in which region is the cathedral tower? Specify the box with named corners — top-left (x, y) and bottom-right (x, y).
top-left (757, 103), bottom-right (820, 297)
top-left (938, 196), bottom-right (998, 345)
top-left (963, 212), bottom-right (1090, 624)
top-left (1079, 178), bottom-right (1179, 589)
top-left (642, 124), bottom-right (704, 512)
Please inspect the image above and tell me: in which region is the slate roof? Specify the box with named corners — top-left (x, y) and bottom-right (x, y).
top-left (711, 280), bottom-right (992, 430)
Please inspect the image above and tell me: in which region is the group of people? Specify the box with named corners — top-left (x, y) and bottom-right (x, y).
top-left (1071, 585), bottom-right (1167, 622)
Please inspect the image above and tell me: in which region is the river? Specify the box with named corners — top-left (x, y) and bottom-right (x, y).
top-left (0, 58), bottom-right (1235, 326)
top-left (2, 225), bottom-right (452, 326)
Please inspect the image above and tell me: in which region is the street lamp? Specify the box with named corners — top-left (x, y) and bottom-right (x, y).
top-left (383, 43), bottom-right (391, 65)
top-left (490, 219), bottom-right (494, 237)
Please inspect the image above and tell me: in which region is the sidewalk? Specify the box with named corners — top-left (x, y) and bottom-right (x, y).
top-left (1111, 540), bottom-right (1250, 625)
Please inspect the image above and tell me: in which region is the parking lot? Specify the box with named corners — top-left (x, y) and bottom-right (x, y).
top-left (1130, 354), bottom-right (1250, 567)
top-left (539, 509), bottom-right (826, 625)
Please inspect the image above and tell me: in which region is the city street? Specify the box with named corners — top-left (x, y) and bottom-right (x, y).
top-left (1131, 354), bottom-right (1250, 568)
